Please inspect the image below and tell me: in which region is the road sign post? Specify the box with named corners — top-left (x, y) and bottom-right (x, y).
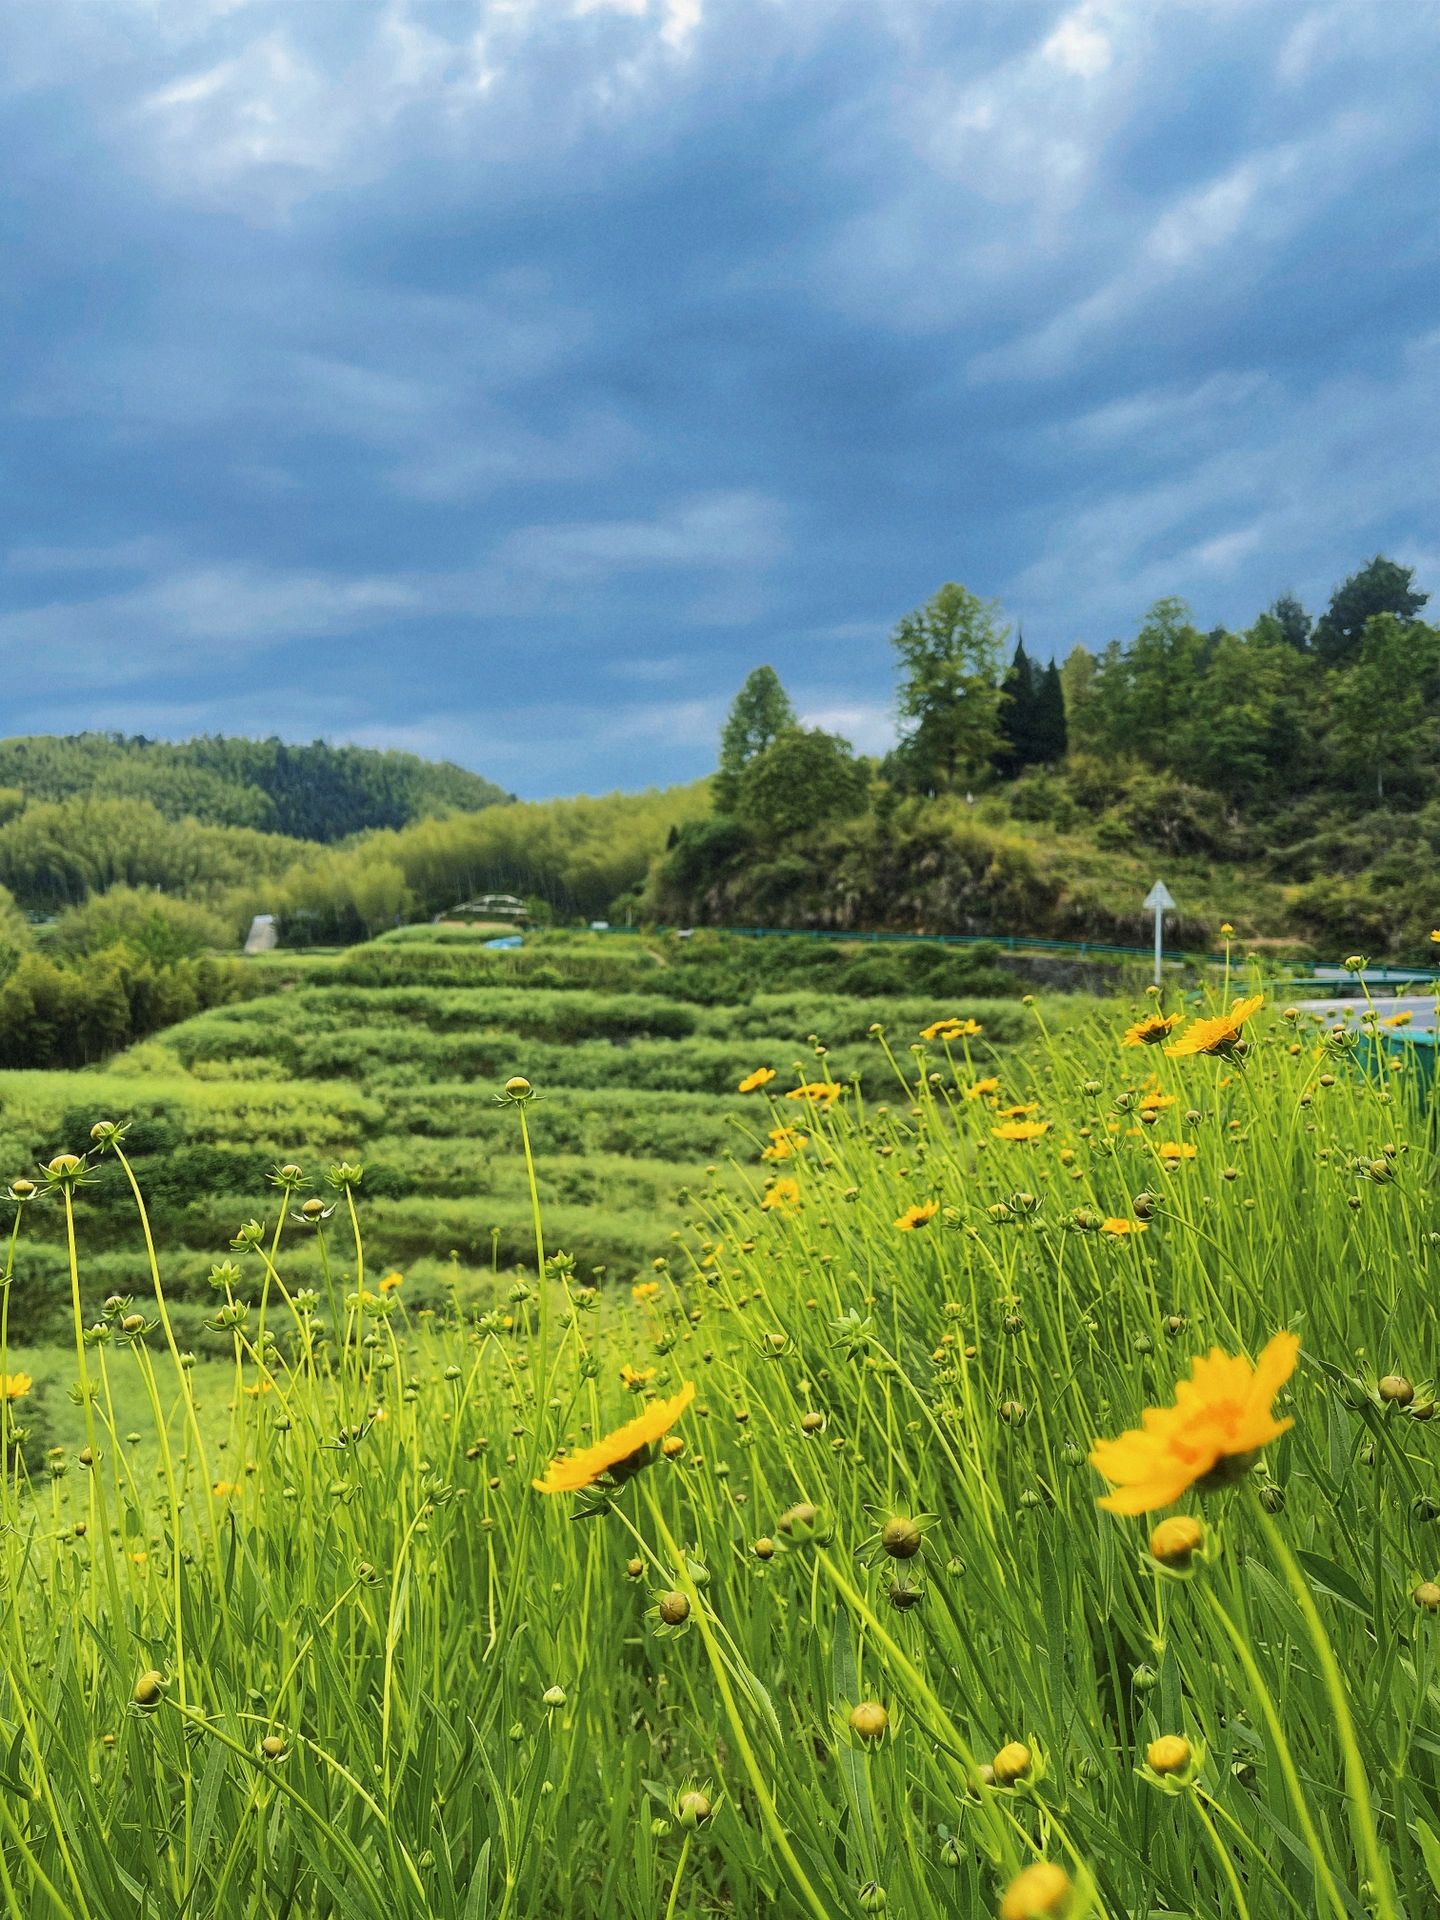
top-left (1143, 881), bottom-right (1176, 988)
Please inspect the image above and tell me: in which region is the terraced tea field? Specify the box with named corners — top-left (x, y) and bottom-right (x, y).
top-left (0, 925), bottom-right (1085, 1379)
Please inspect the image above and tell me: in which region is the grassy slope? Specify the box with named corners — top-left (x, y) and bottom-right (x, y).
top-left (0, 929), bottom-right (1104, 1352)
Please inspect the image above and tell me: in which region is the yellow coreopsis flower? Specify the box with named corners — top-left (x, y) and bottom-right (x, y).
top-left (1122, 1011), bottom-right (1182, 1047)
top-left (786, 1082), bottom-right (844, 1108)
top-left (762, 1176), bottom-right (801, 1212)
top-left (1138, 1092), bottom-right (1176, 1112)
top-left (1165, 993), bottom-right (1264, 1058)
top-left (738, 1068), bottom-right (777, 1093)
top-left (1431, 930), bottom-right (1440, 944)
top-left (1157, 1141), bottom-right (1197, 1163)
top-left (619, 1364), bottom-right (657, 1391)
top-left (631, 1280), bottom-right (661, 1302)
top-left (378, 1271), bottom-right (404, 1293)
top-left (1100, 1218), bottom-right (1146, 1237)
top-left (995, 1103), bottom-right (1040, 1120)
top-left (1381, 1010), bottom-right (1413, 1028)
top-left (894, 1201), bottom-right (940, 1231)
top-left (992, 1121), bottom-right (1050, 1142)
top-left (920, 1017), bottom-right (983, 1042)
top-left (761, 1126), bottom-right (808, 1162)
top-left (965, 1077), bottom-right (1001, 1100)
top-left (1089, 1331), bottom-right (1298, 1514)
top-left (999, 1862), bottom-right (1072, 1920)
top-left (533, 1382), bottom-right (696, 1494)
top-left (1, 1372), bottom-right (32, 1401)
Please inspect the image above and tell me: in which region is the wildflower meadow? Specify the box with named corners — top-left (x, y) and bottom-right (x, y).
top-left (0, 956), bottom-right (1435, 1920)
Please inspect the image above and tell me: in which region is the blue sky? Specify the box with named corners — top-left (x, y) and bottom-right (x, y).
top-left (2, 0), bottom-right (1438, 797)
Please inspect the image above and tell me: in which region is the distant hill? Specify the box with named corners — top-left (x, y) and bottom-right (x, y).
top-left (0, 734), bottom-right (512, 841)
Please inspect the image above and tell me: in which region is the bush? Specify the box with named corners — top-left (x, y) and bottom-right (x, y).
top-left (46, 887), bottom-right (231, 963)
top-left (1005, 769), bottom-right (1081, 830)
top-left (0, 946), bottom-right (242, 1070)
top-left (1094, 775), bottom-right (1239, 858)
top-left (734, 728), bottom-right (870, 838)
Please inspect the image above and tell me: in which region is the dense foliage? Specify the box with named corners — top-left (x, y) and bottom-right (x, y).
top-left (0, 887), bottom-right (247, 1071)
top-left (658, 556), bottom-right (1440, 955)
top-left (0, 733), bottom-right (511, 838)
top-left (0, 795), bottom-right (313, 911)
top-left (251, 785), bottom-right (714, 940)
top-left (0, 945), bottom-right (243, 1070)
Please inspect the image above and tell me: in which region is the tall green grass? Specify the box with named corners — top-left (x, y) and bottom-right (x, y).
top-left (0, 973), bottom-right (1430, 1916)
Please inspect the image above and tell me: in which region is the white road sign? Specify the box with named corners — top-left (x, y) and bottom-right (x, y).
top-left (1144, 880), bottom-right (1176, 985)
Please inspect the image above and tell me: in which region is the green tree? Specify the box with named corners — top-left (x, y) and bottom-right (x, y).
top-left (1059, 645), bottom-right (1099, 752)
top-left (890, 583), bottom-right (1008, 794)
top-left (735, 728), bottom-right (869, 838)
top-left (714, 668), bottom-right (796, 811)
top-left (0, 733), bottom-right (510, 840)
top-left (48, 886), bottom-right (229, 962)
top-left (1313, 557), bottom-right (1428, 667)
top-left (1171, 626), bottom-right (1305, 801)
top-left (1032, 659), bottom-right (1068, 763)
top-left (1125, 599), bottom-right (1212, 752)
top-left (994, 640), bottom-right (1067, 776)
top-left (1268, 592), bottom-right (1312, 651)
top-left (993, 637), bottom-right (1038, 779)
top-left (1325, 613), bottom-right (1440, 801)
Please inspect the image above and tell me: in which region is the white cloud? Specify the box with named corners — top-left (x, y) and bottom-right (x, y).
top-left (0, 561), bottom-right (423, 685)
top-left (970, 108), bottom-right (1400, 383)
top-left (497, 491), bottom-right (787, 582)
top-left (797, 699), bottom-right (895, 756)
top-left (105, 0), bottom-right (711, 212)
top-left (1064, 371), bottom-right (1268, 448)
top-left (1041, 6), bottom-right (1113, 79)
top-left (318, 695), bottom-right (725, 789)
top-left (1191, 526), bottom-right (1263, 574)
top-left (0, 493), bottom-right (788, 694)
top-left (136, 33), bottom-right (363, 203)
top-left (1004, 334), bottom-right (1440, 641)
top-left (1146, 156), bottom-right (1273, 268)
top-left (660, 0), bottom-right (702, 53)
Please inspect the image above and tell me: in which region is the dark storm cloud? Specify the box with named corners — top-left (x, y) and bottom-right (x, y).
top-left (0, 0), bottom-right (1436, 793)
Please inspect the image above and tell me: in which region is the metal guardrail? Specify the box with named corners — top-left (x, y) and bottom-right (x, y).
top-left (600, 923), bottom-right (1224, 964)
top-left (595, 923), bottom-right (1440, 979)
top-left (719, 925), bottom-right (1213, 962)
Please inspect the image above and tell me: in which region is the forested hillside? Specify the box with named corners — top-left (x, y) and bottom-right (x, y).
top-left (0, 734), bottom-right (511, 839)
top-left (654, 556), bottom-right (1440, 955)
top-left (0, 788), bottom-right (715, 1067)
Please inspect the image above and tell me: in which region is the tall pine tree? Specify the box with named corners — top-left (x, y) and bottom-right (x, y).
top-left (994, 638), bottom-right (1067, 776)
top-left (993, 636), bottom-right (1038, 777)
top-left (1032, 659), bottom-right (1068, 763)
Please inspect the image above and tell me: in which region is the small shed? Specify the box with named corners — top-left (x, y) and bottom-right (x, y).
top-left (436, 895), bottom-right (530, 928)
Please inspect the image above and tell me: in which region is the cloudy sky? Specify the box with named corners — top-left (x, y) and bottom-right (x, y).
top-left (2, 1), bottom-right (1438, 795)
